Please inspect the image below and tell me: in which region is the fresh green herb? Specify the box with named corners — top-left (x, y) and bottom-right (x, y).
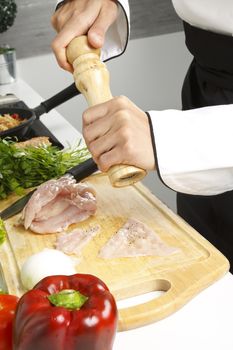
top-left (0, 219), bottom-right (6, 246)
top-left (0, 289), bottom-right (7, 294)
top-left (0, 138), bottom-right (91, 199)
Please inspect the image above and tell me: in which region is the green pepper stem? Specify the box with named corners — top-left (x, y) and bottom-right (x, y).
top-left (48, 289), bottom-right (88, 310)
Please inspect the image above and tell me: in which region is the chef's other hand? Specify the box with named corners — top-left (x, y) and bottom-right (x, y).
top-left (51, 0), bottom-right (118, 72)
top-left (82, 96), bottom-right (156, 172)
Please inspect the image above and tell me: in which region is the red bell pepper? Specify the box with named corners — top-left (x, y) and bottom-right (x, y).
top-left (0, 293), bottom-right (19, 350)
top-left (13, 274), bottom-right (118, 350)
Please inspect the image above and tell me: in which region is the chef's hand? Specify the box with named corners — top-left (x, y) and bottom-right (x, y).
top-left (82, 96), bottom-right (156, 172)
top-left (51, 0), bottom-right (118, 72)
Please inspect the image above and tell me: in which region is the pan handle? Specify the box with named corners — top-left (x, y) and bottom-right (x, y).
top-left (32, 83), bottom-right (80, 118)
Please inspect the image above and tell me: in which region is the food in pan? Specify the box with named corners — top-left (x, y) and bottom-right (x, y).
top-left (0, 137), bottom-right (90, 199)
top-left (15, 136), bottom-right (51, 148)
top-left (0, 113), bottom-right (25, 131)
top-left (21, 176), bottom-right (97, 234)
top-left (99, 218), bottom-right (179, 258)
top-left (56, 224), bottom-right (100, 255)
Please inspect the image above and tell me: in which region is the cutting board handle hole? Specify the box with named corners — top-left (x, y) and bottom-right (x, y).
top-left (117, 279), bottom-right (171, 309)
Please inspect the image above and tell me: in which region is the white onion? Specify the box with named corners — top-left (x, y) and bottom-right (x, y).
top-left (20, 248), bottom-right (77, 290)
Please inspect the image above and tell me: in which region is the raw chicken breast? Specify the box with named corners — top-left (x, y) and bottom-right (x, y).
top-left (22, 175), bottom-right (96, 234)
top-left (56, 224), bottom-right (100, 255)
top-left (99, 218), bottom-right (179, 258)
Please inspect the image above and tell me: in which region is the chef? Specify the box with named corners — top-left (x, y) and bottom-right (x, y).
top-left (52, 0), bottom-right (233, 271)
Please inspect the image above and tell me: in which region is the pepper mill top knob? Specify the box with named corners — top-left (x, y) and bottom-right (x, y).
top-left (66, 36), bottom-right (101, 64)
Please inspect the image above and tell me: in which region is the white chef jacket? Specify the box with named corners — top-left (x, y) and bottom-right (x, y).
top-left (56, 0), bottom-right (233, 196)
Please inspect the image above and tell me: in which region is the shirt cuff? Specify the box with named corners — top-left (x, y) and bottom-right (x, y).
top-left (55, 0), bottom-right (130, 62)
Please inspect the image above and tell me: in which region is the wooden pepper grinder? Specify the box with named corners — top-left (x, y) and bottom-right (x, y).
top-left (66, 35), bottom-right (147, 187)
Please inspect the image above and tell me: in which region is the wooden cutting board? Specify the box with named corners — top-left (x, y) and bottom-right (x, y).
top-left (0, 173), bottom-right (229, 331)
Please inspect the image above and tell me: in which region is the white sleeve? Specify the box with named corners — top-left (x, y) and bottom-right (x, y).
top-left (148, 105), bottom-right (233, 196)
top-left (55, 0), bottom-right (130, 62)
top-left (101, 0), bottom-right (130, 61)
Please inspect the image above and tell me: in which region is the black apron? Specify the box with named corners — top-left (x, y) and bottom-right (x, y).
top-left (177, 22), bottom-right (233, 271)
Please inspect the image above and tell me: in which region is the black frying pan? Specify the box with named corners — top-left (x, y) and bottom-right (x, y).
top-left (0, 83), bottom-right (80, 139)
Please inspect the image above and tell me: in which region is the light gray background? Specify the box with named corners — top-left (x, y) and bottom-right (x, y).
top-left (1, 0), bottom-right (182, 58)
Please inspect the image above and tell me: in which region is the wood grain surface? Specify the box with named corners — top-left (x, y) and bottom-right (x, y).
top-left (1, 0), bottom-right (182, 58)
top-left (0, 174), bottom-right (229, 331)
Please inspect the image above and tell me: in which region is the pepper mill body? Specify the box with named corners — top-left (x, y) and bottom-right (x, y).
top-left (66, 36), bottom-right (147, 187)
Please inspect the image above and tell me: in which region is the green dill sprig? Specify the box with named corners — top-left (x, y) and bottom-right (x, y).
top-left (0, 219), bottom-right (6, 246)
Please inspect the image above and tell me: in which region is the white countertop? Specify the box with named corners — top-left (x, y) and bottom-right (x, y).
top-left (1, 78), bottom-right (233, 350)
